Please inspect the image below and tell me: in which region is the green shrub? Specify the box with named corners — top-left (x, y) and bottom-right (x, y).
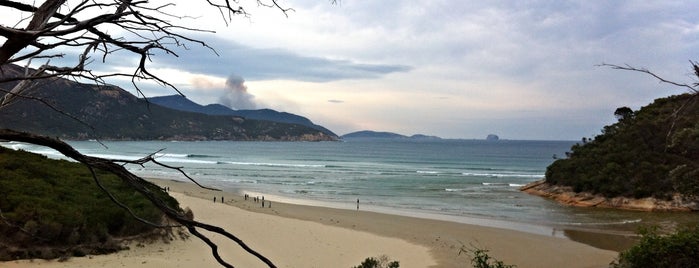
top-left (0, 146), bottom-right (180, 260)
top-left (352, 255), bottom-right (399, 268)
top-left (468, 248), bottom-right (516, 268)
top-left (611, 226), bottom-right (699, 268)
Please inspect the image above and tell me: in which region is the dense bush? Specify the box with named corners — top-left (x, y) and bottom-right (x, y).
top-left (460, 247), bottom-right (516, 268)
top-left (0, 146), bottom-right (180, 260)
top-left (545, 93), bottom-right (698, 199)
top-left (611, 226), bottom-right (699, 268)
top-left (352, 255), bottom-right (399, 268)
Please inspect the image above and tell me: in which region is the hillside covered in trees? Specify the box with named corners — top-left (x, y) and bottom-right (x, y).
top-left (0, 64), bottom-right (337, 142)
top-left (543, 93), bottom-right (698, 200)
top-left (0, 146), bottom-right (181, 260)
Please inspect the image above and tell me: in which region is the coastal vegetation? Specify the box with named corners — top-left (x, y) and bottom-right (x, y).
top-left (0, 146), bottom-right (180, 260)
top-left (352, 255), bottom-right (400, 268)
top-left (460, 245), bottom-right (516, 268)
top-left (611, 226), bottom-right (699, 268)
top-left (544, 93), bottom-right (698, 199)
top-left (524, 64), bottom-right (699, 267)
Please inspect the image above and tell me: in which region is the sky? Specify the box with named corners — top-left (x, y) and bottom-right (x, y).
top-left (7, 1), bottom-right (699, 140)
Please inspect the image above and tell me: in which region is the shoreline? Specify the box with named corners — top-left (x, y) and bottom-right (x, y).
top-left (185, 178), bottom-right (641, 251)
top-left (520, 180), bottom-right (699, 212)
top-left (153, 178), bottom-right (619, 267)
top-left (243, 184), bottom-right (643, 250)
top-left (2, 178), bottom-right (622, 268)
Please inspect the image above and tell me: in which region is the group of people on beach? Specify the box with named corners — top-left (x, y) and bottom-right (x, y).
top-left (213, 193), bottom-right (361, 211)
top-left (243, 193), bottom-right (271, 208)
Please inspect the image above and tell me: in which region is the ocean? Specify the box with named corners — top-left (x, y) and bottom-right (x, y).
top-left (4, 138), bottom-right (697, 238)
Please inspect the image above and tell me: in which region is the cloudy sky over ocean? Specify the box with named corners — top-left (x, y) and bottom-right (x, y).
top-left (19, 1), bottom-right (699, 140)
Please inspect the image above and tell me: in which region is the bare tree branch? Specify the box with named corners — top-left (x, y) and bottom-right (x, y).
top-left (598, 63), bottom-right (699, 94)
top-left (0, 70), bottom-right (95, 131)
top-left (86, 165), bottom-right (179, 228)
top-left (110, 149), bottom-right (222, 191)
top-left (0, 1), bottom-right (308, 266)
top-left (599, 62), bottom-right (699, 152)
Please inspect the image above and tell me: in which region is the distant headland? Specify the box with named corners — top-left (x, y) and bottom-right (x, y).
top-left (341, 130), bottom-right (441, 140)
top-left (341, 130), bottom-right (503, 141)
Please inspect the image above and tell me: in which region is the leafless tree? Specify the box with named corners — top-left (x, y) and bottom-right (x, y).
top-left (0, 1), bottom-right (305, 267)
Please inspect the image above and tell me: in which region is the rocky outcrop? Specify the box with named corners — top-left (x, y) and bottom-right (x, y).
top-left (520, 180), bottom-right (699, 212)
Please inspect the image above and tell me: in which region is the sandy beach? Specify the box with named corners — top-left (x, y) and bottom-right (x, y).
top-left (2, 178), bottom-right (620, 268)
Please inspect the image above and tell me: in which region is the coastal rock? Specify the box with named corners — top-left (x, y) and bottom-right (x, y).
top-left (520, 180), bottom-right (699, 212)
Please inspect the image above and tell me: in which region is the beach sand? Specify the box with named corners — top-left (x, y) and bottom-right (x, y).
top-left (2, 178), bottom-right (620, 268)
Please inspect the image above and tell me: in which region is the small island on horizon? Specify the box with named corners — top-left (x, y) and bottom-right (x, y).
top-left (341, 130), bottom-right (441, 140)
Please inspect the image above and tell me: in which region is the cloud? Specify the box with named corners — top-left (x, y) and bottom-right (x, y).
top-left (27, 1), bottom-right (699, 140)
top-left (150, 37), bottom-right (411, 82)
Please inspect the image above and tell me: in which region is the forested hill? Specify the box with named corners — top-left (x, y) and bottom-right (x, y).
top-left (148, 95), bottom-right (336, 136)
top-left (0, 64), bottom-right (337, 141)
top-left (543, 93), bottom-right (698, 200)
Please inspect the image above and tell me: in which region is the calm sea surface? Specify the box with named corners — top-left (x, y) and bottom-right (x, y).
top-left (5, 139), bottom-right (698, 237)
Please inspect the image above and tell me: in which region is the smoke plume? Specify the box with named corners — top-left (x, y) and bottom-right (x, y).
top-left (219, 74), bottom-right (257, 110)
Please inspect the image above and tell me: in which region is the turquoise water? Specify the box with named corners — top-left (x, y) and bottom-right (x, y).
top-left (5, 139), bottom-right (697, 236)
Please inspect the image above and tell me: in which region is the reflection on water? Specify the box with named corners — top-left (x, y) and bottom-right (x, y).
top-left (551, 205), bottom-right (699, 251)
top-left (562, 228), bottom-right (638, 252)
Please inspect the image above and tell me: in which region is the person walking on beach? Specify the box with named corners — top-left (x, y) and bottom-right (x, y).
top-left (357, 199), bottom-right (359, 211)
top-left (213, 196), bottom-right (216, 203)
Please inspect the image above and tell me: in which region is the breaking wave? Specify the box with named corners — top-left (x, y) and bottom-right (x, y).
top-left (463, 172), bottom-right (543, 178)
top-left (220, 161), bottom-right (326, 168)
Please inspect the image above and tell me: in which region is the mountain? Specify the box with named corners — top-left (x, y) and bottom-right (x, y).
top-left (148, 95), bottom-right (336, 136)
top-left (342, 130), bottom-right (441, 140)
top-left (0, 64), bottom-right (337, 141)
